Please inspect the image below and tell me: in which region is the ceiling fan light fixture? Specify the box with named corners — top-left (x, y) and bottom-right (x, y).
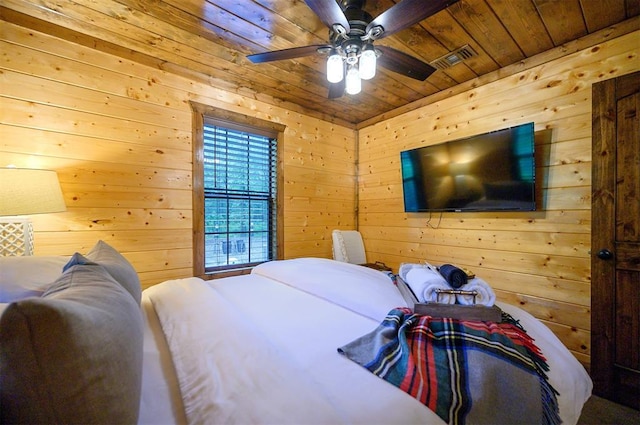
top-left (327, 51), bottom-right (344, 83)
top-left (345, 66), bottom-right (361, 95)
top-left (359, 46), bottom-right (376, 80)
top-left (250, 0), bottom-right (458, 98)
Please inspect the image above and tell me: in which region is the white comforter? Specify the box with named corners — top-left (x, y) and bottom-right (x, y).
top-left (140, 258), bottom-right (592, 425)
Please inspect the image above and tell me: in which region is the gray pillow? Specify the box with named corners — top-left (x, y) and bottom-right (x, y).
top-left (85, 240), bottom-right (141, 304)
top-left (0, 262), bottom-right (144, 424)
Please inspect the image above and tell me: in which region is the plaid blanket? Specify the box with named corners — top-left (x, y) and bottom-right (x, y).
top-left (338, 308), bottom-right (560, 425)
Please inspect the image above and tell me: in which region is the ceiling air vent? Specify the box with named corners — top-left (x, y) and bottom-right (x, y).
top-left (430, 45), bottom-right (478, 70)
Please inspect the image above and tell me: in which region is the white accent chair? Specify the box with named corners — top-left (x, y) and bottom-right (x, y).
top-left (332, 230), bottom-right (366, 265)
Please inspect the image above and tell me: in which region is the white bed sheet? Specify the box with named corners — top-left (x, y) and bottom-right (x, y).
top-left (139, 290), bottom-right (188, 425)
top-left (138, 258), bottom-right (592, 425)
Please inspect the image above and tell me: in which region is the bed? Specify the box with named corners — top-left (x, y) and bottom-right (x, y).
top-left (0, 241), bottom-right (592, 425)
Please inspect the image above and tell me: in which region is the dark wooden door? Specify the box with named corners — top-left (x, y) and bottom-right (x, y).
top-left (591, 70), bottom-right (639, 410)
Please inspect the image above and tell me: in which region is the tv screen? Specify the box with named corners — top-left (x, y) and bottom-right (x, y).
top-left (400, 123), bottom-right (536, 212)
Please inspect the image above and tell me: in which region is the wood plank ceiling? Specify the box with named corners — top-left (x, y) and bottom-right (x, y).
top-left (2, 0), bottom-right (639, 126)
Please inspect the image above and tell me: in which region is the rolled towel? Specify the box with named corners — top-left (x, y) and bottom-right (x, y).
top-left (398, 263), bottom-right (423, 282)
top-left (456, 277), bottom-right (496, 307)
top-left (438, 264), bottom-right (468, 289)
top-left (405, 267), bottom-right (456, 304)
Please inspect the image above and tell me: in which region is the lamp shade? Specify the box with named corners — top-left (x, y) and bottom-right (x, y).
top-left (0, 168), bottom-right (66, 216)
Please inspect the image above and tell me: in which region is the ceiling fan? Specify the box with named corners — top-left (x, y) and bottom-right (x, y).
top-left (247, 0), bottom-right (459, 98)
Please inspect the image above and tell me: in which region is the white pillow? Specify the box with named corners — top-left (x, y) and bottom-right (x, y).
top-left (0, 256), bottom-right (70, 303)
top-left (252, 258), bottom-right (407, 322)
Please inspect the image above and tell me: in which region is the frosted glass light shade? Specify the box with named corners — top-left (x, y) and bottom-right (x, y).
top-left (345, 67), bottom-right (361, 95)
top-left (359, 48), bottom-right (376, 80)
top-left (326, 53), bottom-right (344, 83)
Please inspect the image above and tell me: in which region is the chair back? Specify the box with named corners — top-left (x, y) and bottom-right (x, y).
top-left (332, 230), bottom-right (366, 264)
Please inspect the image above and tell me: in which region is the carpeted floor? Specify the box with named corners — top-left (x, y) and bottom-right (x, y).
top-left (577, 395), bottom-right (639, 425)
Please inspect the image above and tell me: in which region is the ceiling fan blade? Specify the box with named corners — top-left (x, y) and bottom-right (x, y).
top-left (304, 0), bottom-right (350, 33)
top-left (328, 79), bottom-right (345, 99)
top-left (247, 44), bottom-right (330, 63)
top-left (366, 0), bottom-right (459, 39)
top-left (376, 45), bottom-right (436, 81)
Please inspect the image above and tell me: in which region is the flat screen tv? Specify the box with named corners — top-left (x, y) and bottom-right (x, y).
top-left (400, 122), bottom-right (536, 212)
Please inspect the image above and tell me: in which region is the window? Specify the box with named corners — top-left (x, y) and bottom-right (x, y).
top-left (203, 122), bottom-right (276, 269)
top-left (191, 103), bottom-right (284, 277)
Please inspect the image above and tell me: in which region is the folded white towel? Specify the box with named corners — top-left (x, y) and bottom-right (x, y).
top-left (456, 278), bottom-right (496, 307)
top-left (405, 267), bottom-right (456, 304)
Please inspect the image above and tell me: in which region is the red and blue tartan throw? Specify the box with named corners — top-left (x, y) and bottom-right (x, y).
top-left (338, 307), bottom-right (561, 425)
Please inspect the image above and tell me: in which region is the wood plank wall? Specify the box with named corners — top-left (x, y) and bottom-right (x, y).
top-left (358, 30), bottom-right (640, 366)
top-left (1, 11), bottom-right (638, 368)
top-left (0, 18), bottom-right (356, 288)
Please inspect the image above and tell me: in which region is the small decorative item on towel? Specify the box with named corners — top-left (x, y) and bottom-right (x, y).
top-left (438, 264), bottom-right (468, 288)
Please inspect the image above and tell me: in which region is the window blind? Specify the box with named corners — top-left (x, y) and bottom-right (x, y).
top-left (202, 123), bottom-right (277, 270)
